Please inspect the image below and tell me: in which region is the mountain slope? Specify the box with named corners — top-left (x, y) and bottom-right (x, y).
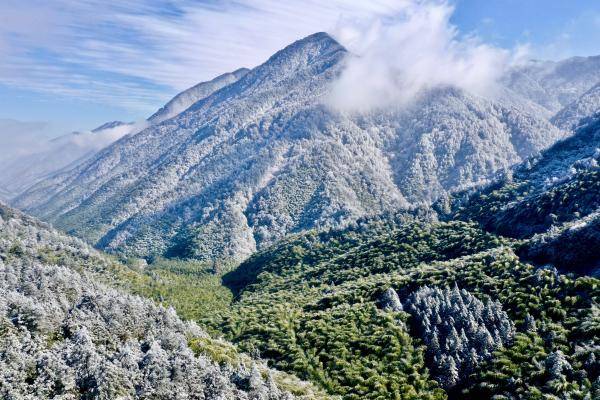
top-left (503, 55), bottom-right (600, 116)
top-left (210, 213), bottom-right (599, 399)
top-left (14, 32), bottom-right (565, 262)
top-left (148, 68), bottom-right (250, 124)
top-left (551, 83), bottom-right (600, 130)
top-left (0, 202), bottom-right (327, 399)
top-left (0, 68), bottom-right (248, 202)
top-left (448, 116), bottom-right (600, 275)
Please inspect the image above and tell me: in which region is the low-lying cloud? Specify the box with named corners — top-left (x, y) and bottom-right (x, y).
top-left (329, 1), bottom-right (513, 112)
top-left (0, 119), bottom-right (143, 165)
top-left (71, 121), bottom-right (147, 149)
top-left (0, 119), bottom-right (145, 197)
top-left (0, 119), bottom-right (54, 162)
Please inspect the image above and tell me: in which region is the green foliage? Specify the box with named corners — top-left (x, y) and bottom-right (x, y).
top-left (104, 257), bottom-right (234, 334)
top-left (464, 332), bottom-right (549, 399)
top-left (208, 220), bottom-right (598, 399)
top-left (225, 221), bottom-right (506, 292)
top-left (7, 242), bottom-right (24, 256)
top-left (27, 198), bottom-right (596, 399)
top-left (188, 336), bottom-right (242, 366)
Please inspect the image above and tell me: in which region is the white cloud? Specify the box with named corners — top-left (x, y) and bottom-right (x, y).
top-left (0, 118), bottom-right (143, 167)
top-left (327, 1), bottom-right (512, 112)
top-left (0, 0), bottom-right (411, 112)
top-left (71, 121), bottom-right (148, 149)
top-left (0, 118), bottom-right (146, 196)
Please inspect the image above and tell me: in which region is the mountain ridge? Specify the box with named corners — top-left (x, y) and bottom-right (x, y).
top-left (503, 54), bottom-right (600, 115)
top-left (148, 67), bottom-right (250, 124)
top-left (14, 32), bottom-right (571, 262)
top-left (551, 82), bottom-right (600, 130)
top-left (447, 115), bottom-right (600, 275)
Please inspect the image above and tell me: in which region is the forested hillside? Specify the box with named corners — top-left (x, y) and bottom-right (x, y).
top-left (447, 115), bottom-right (600, 275)
top-left (103, 207), bottom-right (598, 399)
top-left (15, 33), bottom-right (567, 263)
top-left (204, 217), bottom-right (599, 399)
top-left (0, 203), bottom-right (327, 399)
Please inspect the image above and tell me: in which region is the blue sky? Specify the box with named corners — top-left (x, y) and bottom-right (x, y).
top-left (0, 0), bottom-right (599, 135)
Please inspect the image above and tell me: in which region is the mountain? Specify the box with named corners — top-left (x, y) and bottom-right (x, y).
top-left (148, 68), bottom-right (250, 124)
top-left (447, 115), bottom-right (600, 275)
top-left (14, 32), bottom-right (566, 262)
top-left (91, 120), bottom-right (130, 132)
top-left (0, 201), bottom-right (327, 399)
top-left (551, 83), bottom-right (600, 130)
top-left (0, 69), bottom-right (247, 201)
top-left (503, 55), bottom-right (600, 116)
top-left (0, 122), bottom-right (139, 200)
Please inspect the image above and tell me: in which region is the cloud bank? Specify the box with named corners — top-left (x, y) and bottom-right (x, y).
top-left (0, 119), bottom-right (143, 165)
top-left (0, 119), bottom-right (145, 197)
top-left (328, 1), bottom-right (511, 112)
top-left (71, 121), bottom-right (147, 150)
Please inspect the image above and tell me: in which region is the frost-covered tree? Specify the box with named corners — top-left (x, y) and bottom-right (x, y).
top-left (0, 203), bottom-right (308, 399)
top-left (406, 285), bottom-right (515, 388)
top-left (379, 287), bottom-right (403, 312)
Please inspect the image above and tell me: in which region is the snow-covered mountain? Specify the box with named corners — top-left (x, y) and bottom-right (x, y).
top-left (91, 120), bottom-right (130, 132)
top-left (148, 68), bottom-right (249, 124)
top-left (14, 32), bottom-right (569, 262)
top-left (551, 82), bottom-right (600, 130)
top-left (0, 69), bottom-right (249, 201)
top-left (503, 55), bottom-right (600, 117)
top-left (449, 115), bottom-right (600, 275)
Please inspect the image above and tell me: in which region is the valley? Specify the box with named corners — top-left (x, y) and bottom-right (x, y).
top-left (1, 17), bottom-right (599, 400)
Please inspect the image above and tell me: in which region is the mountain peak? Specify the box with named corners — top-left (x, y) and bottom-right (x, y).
top-left (262, 31), bottom-right (345, 67)
top-left (91, 121), bottom-right (129, 133)
top-left (283, 31), bottom-right (344, 54)
top-left (231, 31), bottom-right (345, 88)
top-left (300, 31), bottom-right (341, 46)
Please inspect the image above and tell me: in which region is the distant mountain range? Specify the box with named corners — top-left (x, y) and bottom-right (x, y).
top-left (0, 121), bottom-right (136, 200)
top-left (10, 32), bottom-right (600, 262)
top-left (503, 55), bottom-right (600, 116)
